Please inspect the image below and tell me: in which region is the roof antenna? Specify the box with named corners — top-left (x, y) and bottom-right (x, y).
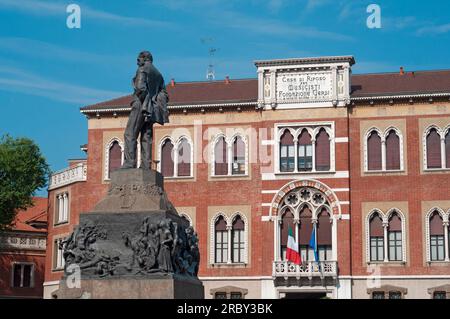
top-left (201, 37), bottom-right (219, 81)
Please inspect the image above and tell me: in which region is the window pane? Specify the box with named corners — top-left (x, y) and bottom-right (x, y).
top-left (386, 130), bottom-right (401, 170)
top-left (315, 128), bottom-right (331, 171)
top-left (306, 145), bottom-right (312, 157)
top-left (299, 147), bottom-right (305, 157)
top-left (372, 292), bottom-right (385, 299)
top-left (368, 131), bottom-right (382, 170)
top-left (109, 141), bottom-right (122, 177)
top-left (13, 264), bottom-right (21, 287)
top-left (434, 292), bottom-right (447, 299)
top-left (427, 129), bottom-right (442, 169)
top-left (389, 292), bottom-right (402, 299)
top-left (230, 292), bottom-right (242, 299)
top-left (161, 139), bottom-right (174, 177)
top-left (215, 292), bottom-right (227, 299)
top-left (22, 265), bottom-right (32, 287)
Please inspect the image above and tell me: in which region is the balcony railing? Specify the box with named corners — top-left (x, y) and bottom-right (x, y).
top-left (49, 163), bottom-right (87, 190)
top-left (273, 260), bottom-right (337, 279)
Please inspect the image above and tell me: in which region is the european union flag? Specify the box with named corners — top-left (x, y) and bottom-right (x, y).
top-left (309, 224), bottom-right (319, 262)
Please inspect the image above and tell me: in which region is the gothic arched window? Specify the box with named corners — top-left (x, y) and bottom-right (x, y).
top-left (369, 213), bottom-right (384, 262)
top-left (298, 129), bottom-right (312, 172)
top-left (161, 139), bottom-right (174, 177)
top-left (108, 141), bottom-right (122, 178)
top-left (214, 216), bottom-right (228, 263)
top-left (280, 131), bottom-right (294, 172)
top-left (231, 215), bottom-right (245, 263)
top-left (367, 131), bottom-right (382, 171)
top-left (214, 136), bottom-right (228, 176)
top-left (427, 128), bottom-right (442, 169)
top-left (315, 129), bottom-right (330, 171)
top-left (232, 136), bottom-right (245, 175)
top-left (385, 130), bottom-right (400, 170)
top-left (177, 138), bottom-right (191, 177)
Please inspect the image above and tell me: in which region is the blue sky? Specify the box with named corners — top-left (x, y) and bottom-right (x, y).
top-left (0, 0), bottom-right (449, 196)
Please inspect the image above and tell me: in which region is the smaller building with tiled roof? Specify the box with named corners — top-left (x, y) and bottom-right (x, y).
top-left (0, 197), bottom-right (48, 299)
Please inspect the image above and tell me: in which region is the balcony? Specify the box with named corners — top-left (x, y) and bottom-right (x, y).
top-left (273, 260), bottom-right (337, 285)
top-left (49, 163), bottom-right (87, 190)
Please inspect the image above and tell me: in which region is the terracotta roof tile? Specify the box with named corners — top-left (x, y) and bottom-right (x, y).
top-left (11, 197), bottom-right (48, 233)
top-left (351, 70), bottom-right (450, 97)
top-left (80, 70), bottom-right (450, 112)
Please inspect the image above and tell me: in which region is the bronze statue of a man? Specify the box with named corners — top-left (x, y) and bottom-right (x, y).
top-left (122, 51), bottom-right (169, 170)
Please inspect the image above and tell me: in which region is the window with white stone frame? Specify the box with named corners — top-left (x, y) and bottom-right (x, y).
top-left (212, 134), bottom-right (248, 177)
top-left (364, 127), bottom-right (404, 172)
top-left (275, 123), bottom-right (335, 174)
top-left (104, 137), bottom-right (124, 180)
top-left (366, 209), bottom-right (406, 264)
top-left (277, 187), bottom-right (333, 263)
top-left (423, 125), bottom-right (450, 170)
top-left (210, 213), bottom-right (248, 265)
top-left (55, 192), bottom-right (69, 225)
top-left (11, 262), bottom-right (34, 288)
top-left (425, 208), bottom-right (450, 262)
top-left (53, 237), bottom-right (66, 270)
top-left (158, 136), bottom-right (194, 178)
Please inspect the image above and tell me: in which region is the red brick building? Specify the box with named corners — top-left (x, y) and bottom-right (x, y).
top-left (0, 197), bottom-right (47, 298)
top-left (43, 56), bottom-right (450, 299)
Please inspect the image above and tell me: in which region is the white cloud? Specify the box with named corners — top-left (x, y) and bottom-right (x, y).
top-left (416, 23), bottom-right (450, 36)
top-left (0, 37), bottom-right (132, 65)
top-left (216, 9), bottom-right (353, 41)
top-left (0, 0), bottom-right (172, 28)
top-left (305, 0), bottom-right (331, 11)
top-left (0, 65), bottom-right (127, 105)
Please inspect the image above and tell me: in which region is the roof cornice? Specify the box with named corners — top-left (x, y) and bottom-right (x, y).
top-left (254, 55), bottom-right (355, 67)
top-left (80, 101), bottom-right (258, 115)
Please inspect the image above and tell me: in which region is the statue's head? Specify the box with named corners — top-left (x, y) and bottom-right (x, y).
top-left (137, 51), bottom-right (153, 66)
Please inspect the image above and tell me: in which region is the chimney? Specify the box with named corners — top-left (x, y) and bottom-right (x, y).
top-left (225, 75), bottom-right (231, 84)
top-left (170, 78), bottom-right (175, 87)
top-left (399, 67), bottom-right (405, 75)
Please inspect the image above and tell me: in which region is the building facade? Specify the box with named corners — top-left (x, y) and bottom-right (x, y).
top-left (43, 56), bottom-right (450, 299)
top-left (0, 197), bottom-right (47, 298)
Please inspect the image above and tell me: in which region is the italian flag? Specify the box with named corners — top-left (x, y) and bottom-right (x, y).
top-left (286, 226), bottom-right (301, 265)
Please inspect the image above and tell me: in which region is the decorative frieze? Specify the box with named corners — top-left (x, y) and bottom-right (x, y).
top-left (49, 163), bottom-right (87, 190)
top-left (0, 234), bottom-right (46, 251)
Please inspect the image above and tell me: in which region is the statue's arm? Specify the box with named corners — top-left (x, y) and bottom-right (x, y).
top-left (134, 67), bottom-right (148, 101)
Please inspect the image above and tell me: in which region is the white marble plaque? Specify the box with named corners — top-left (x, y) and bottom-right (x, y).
top-left (276, 71), bottom-right (334, 103)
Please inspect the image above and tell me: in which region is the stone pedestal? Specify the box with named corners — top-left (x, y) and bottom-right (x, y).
top-left (52, 168), bottom-right (204, 299)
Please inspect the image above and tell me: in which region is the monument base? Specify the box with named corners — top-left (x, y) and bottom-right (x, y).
top-left (52, 274), bottom-right (204, 299)
top-left (54, 168), bottom-right (203, 299)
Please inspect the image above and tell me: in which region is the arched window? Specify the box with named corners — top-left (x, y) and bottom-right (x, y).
top-left (317, 208), bottom-right (332, 261)
top-left (385, 130), bottom-right (400, 170)
top-left (108, 141), bottom-right (122, 178)
top-left (177, 138), bottom-right (191, 177)
top-left (315, 128), bottom-right (330, 171)
top-left (298, 206), bottom-right (313, 262)
top-left (280, 209), bottom-right (295, 260)
top-left (388, 212), bottom-right (402, 261)
top-left (214, 137), bottom-right (228, 176)
top-left (232, 136), bottom-right (245, 175)
top-left (280, 131), bottom-right (294, 172)
top-left (367, 131), bottom-right (382, 171)
top-left (445, 131), bottom-right (450, 169)
top-left (161, 139), bottom-right (174, 177)
top-left (214, 216), bottom-right (228, 263)
top-left (276, 186), bottom-right (335, 264)
top-left (370, 213), bottom-right (384, 262)
top-left (298, 129), bottom-right (312, 172)
top-left (231, 216), bottom-right (245, 263)
top-left (429, 211), bottom-right (445, 261)
top-left (427, 128), bottom-right (442, 169)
